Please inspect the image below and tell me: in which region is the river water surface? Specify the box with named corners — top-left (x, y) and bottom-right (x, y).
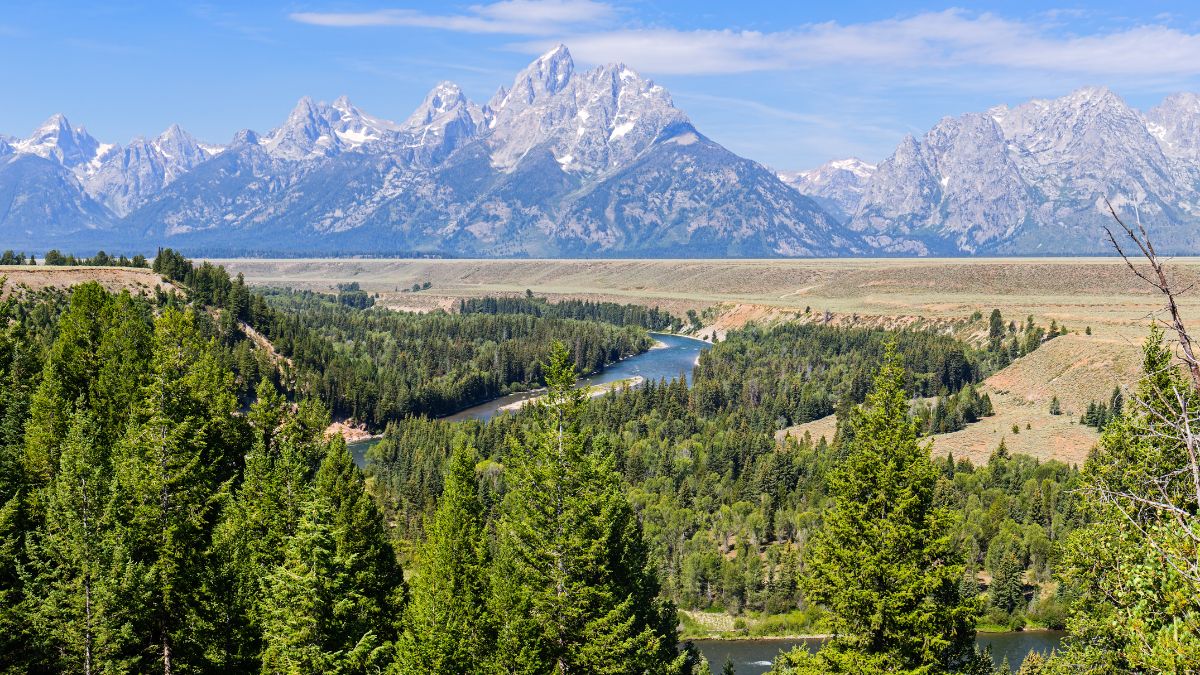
top-left (349, 332), bottom-right (711, 465)
top-left (691, 632), bottom-right (1064, 674)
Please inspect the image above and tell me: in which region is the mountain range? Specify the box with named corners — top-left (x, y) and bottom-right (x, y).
top-left (786, 87), bottom-right (1200, 255)
top-left (3, 46), bottom-right (1200, 257)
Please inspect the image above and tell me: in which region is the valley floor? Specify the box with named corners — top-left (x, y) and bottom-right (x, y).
top-left (217, 256), bottom-right (1182, 464)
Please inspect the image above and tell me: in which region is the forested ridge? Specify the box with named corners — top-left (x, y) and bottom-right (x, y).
top-left (149, 248), bottom-right (657, 426)
top-left (458, 292), bottom-right (683, 331)
top-left (0, 281), bottom-right (403, 672)
top-left (0, 270), bottom-right (695, 673)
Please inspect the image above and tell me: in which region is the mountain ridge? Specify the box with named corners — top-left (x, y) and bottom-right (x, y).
top-left (8, 51), bottom-right (1200, 256)
top-left (0, 44), bottom-right (853, 257)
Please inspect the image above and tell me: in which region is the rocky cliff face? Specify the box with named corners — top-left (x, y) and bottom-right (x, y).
top-left (810, 86), bottom-right (1200, 254)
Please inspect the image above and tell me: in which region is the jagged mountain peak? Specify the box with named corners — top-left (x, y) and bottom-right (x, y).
top-left (15, 112), bottom-right (104, 169)
top-left (260, 95), bottom-right (400, 159)
top-left (495, 44), bottom-right (574, 112)
top-left (230, 128), bottom-right (261, 147)
top-left (1145, 92), bottom-right (1200, 160)
top-left (404, 81), bottom-right (473, 127)
top-left (484, 47), bottom-right (686, 174)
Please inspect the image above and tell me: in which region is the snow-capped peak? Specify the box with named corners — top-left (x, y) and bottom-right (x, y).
top-left (261, 96), bottom-right (400, 159)
top-left (493, 44), bottom-right (574, 114)
top-left (779, 157), bottom-right (877, 220)
top-left (828, 158), bottom-right (876, 179)
top-left (404, 81), bottom-right (471, 128)
top-left (14, 113), bottom-right (104, 168)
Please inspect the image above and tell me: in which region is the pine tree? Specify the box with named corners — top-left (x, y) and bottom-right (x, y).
top-left (23, 283), bottom-right (113, 487)
top-left (260, 439), bottom-right (404, 674)
top-left (394, 444), bottom-right (492, 674)
top-left (312, 437), bottom-right (404, 666)
top-left (260, 494), bottom-right (344, 674)
top-left (107, 308), bottom-right (245, 673)
top-left (25, 410), bottom-right (112, 674)
top-left (779, 345), bottom-right (983, 674)
top-left (989, 551), bottom-right (1025, 615)
top-left (209, 390), bottom-right (336, 671)
top-left (1050, 326), bottom-right (1200, 670)
top-left (491, 341), bottom-right (683, 674)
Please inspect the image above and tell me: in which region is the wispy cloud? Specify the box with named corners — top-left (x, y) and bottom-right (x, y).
top-left (291, 0), bottom-right (613, 35)
top-left (293, 5), bottom-right (1200, 79)
top-left (538, 11), bottom-right (1174, 76)
top-left (192, 4), bottom-right (279, 44)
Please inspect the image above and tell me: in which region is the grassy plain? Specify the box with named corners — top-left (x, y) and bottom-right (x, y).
top-left (193, 258), bottom-right (1200, 463)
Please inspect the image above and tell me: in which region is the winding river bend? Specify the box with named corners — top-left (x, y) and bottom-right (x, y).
top-left (346, 334), bottom-right (1062, 670)
top-left (349, 332), bottom-right (711, 465)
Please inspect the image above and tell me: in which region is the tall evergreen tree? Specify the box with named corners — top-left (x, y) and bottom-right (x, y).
top-left (491, 341), bottom-right (684, 675)
top-left (1049, 327), bottom-right (1200, 671)
top-left (107, 308), bottom-right (245, 673)
top-left (25, 410), bottom-right (112, 674)
top-left (260, 439), bottom-right (404, 674)
top-left (24, 283), bottom-right (113, 488)
top-left (260, 494), bottom-right (346, 674)
top-left (209, 382), bottom-right (339, 671)
top-left (774, 346), bottom-right (984, 674)
top-left (394, 443), bottom-right (492, 675)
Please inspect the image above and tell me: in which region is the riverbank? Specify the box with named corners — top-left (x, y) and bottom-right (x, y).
top-left (495, 376), bottom-right (646, 413)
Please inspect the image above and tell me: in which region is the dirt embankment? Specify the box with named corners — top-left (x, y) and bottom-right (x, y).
top-left (0, 266), bottom-right (180, 297)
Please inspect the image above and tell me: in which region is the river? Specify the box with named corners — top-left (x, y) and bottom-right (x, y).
top-left (349, 332), bottom-right (711, 466)
top-left (691, 631), bottom-right (1064, 674)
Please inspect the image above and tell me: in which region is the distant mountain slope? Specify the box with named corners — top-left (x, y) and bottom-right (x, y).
top-left (785, 87), bottom-right (1200, 255)
top-left (0, 45), bottom-right (854, 257)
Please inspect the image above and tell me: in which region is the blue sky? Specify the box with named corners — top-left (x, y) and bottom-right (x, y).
top-left (6, 1), bottom-right (1200, 169)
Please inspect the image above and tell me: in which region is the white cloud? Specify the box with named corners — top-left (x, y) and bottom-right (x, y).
top-left (292, 6), bottom-right (1200, 80)
top-left (505, 10), bottom-right (1200, 78)
top-left (290, 0), bottom-right (613, 35)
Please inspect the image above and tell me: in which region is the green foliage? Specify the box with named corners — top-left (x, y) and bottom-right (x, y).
top-left (0, 281), bottom-right (407, 673)
top-left (691, 322), bottom-right (987, 431)
top-left (459, 294), bottom-right (682, 331)
top-left (794, 346), bottom-right (984, 673)
top-left (256, 286), bottom-right (653, 426)
top-left (394, 444), bottom-right (493, 674)
top-left (1080, 386), bottom-right (1123, 430)
top-left (367, 324), bottom-right (1083, 634)
top-left (1048, 326), bottom-right (1200, 672)
top-left (33, 249), bottom-right (148, 267)
top-left (491, 342), bottom-right (683, 674)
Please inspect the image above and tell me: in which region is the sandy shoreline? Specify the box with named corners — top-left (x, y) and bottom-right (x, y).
top-left (496, 376), bottom-right (646, 413)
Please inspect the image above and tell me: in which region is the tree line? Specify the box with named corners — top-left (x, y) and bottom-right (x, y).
top-left (0, 250), bottom-right (149, 267)
top-left (149, 248), bottom-right (656, 426)
top-left (459, 292), bottom-right (684, 332)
